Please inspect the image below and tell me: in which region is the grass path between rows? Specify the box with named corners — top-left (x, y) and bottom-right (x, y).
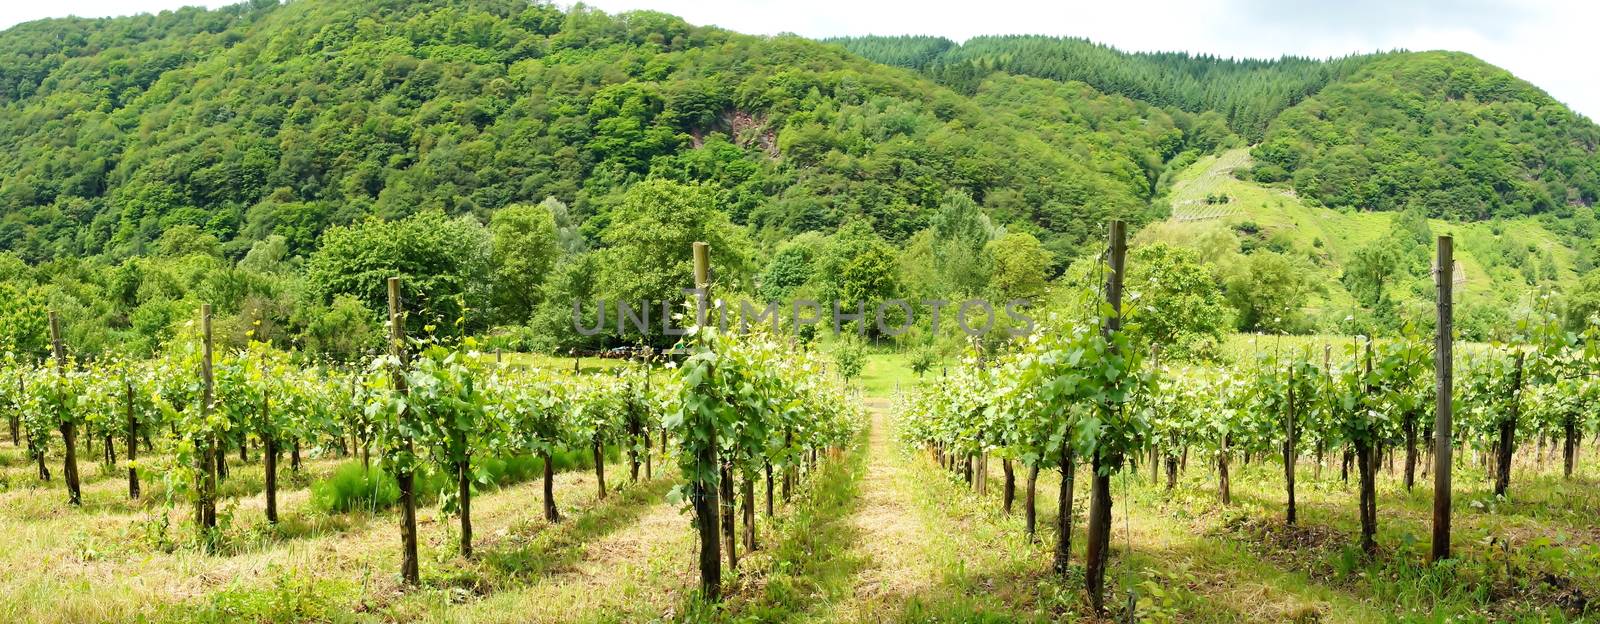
top-left (844, 397), bottom-right (1398, 623)
top-left (826, 400), bottom-right (942, 621)
top-left (821, 400), bottom-right (1055, 622)
top-left (0, 439), bottom-right (681, 623)
top-left (393, 478), bottom-right (696, 623)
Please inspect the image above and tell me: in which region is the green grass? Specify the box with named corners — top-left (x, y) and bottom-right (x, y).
top-left (309, 447), bottom-right (623, 514)
top-left (170, 570), bottom-right (362, 624)
top-left (1152, 454), bottom-right (1600, 622)
top-left (0, 436), bottom-right (679, 623)
top-left (720, 430), bottom-right (870, 621)
top-left (472, 351), bottom-right (629, 374)
top-left (855, 350), bottom-right (921, 399)
top-left (869, 399), bottom-right (1600, 622)
top-left (483, 341), bottom-right (922, 402)
top-left (1219, 332), bottom-right (1501, 367)
top-left (9, 395), bottom-right (1600, 622)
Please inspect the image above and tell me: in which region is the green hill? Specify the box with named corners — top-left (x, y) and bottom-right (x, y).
top-left (1251, 51), bottom-right (1600, 220)
top-left (3, 5), bottom-right (1595, 268)
top-left (832, 36), bottom-right (1600, 223)
top-left (833, 35), bottom-right (1600, 317)
top-left (0, 0), bottom-right (1196, 263)
top-left (1142, 147), bottom-right (1580, 337)
top-left (0, 2), bottom-right (1597, 353)
top-left (829, 34), bottom-right (1382, 140)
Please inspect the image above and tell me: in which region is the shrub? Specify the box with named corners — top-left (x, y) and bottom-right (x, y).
top-left (908, 346), bottom-right (938, 377)
top-left (833, 341), bottom-right (866, 380)
top-left (1251, 163), bottom-right (1289, 183)
top-left (310, 463), bottom-right (401, 513)
top-left (309, 445), bottom-right (626, 515)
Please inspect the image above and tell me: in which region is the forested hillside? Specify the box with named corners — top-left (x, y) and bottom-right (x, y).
top-left (0, 0), bottom-right (1188, 264)
top-left (1142, 148), bottom-right (1584, 340)
top-left (833, 34), bottom-right (1600, 338)
top-left (829, 34), bottom-right (1382, 140)
top-left (1251, 51), bottom-right (1600, 220)
top-left (0, 0), bottom-right (1209, 359)
top-left (0, 0), bottom-right (1598, 361)
top-left (832, 35), bottom-right (1600, 222)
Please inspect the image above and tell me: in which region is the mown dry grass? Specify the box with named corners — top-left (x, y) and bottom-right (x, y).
top-left (0, 438), bottom-right (683, 623)
top-left (908, 434), bottom-right (1600, 623)
top-left (0, 427), bottom-right (866, 623)
top-left (826, 407), bottom-right (943, 622)
top-left (8, 397), bottom-right (1600, 623)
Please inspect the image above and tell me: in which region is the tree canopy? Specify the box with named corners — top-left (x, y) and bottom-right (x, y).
top-left (0, 1), bottom-right (1595, 359)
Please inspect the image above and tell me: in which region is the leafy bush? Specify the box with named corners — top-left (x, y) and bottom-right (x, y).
top-left (1250, 163), bottom-right (1289, 183)
top-left (310, 446), bottom-right (625, 514)
top-left (833, 341), bottom-right (866, 381)
top-left (908, 346), bottom-right (938, 377)
top-left (309, 463), bottom-right (405, 514)
top-left (482, 325), bottom-right (542, 353)
top-left (180, 570), bottom-right (351, 623)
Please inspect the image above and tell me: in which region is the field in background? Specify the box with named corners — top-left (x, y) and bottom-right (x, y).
top-left (1145, 148), bottom-right (1579, 318)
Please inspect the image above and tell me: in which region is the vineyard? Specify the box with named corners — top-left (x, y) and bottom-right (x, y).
top-left (1170, 202), bottom-right (1242, 223)
top-left (892, 226), bottom-right (1600, 622)
top-left (4, 228), bottom-right (1600, 622)
top-left (2, 0), bottom-right (1600, 620)
top-left (0, 245), bottom-right (873, 622)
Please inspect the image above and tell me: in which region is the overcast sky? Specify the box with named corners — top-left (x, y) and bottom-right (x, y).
top-left (3, 0), bottom-right (1595, 119)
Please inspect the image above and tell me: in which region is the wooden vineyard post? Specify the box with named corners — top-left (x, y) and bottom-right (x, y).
top-left (264, 394), bottom-right (278, 524)
top-left (593, 430), bottom-right (608, 501)
top-left (690, 241), bottom-right (722, 600)
top-left (1358, 339), bottom-right (1377, 555)
top-left (389, 278), bottom-right (420, 586)
top-left (627, 374), bottom-right (642, 484)
top-left (1432, 235), bottom-right (1454, 562)
top-left (1084, 219), bottom-right (1125, 614)
top-left (1003, 458), bottom-right (1016, 514)
top-left (199, 305), bottom-right (218, 535)
top-left (1219, 433), bottom-right (1232, 504)
top-left (1494, 353), bottom-right (1524, 497)
top-left (126, 375), bottom-right (139, 499)
top-left (8, 371), bottom-right (17, 447)
top-left (741, 469), bottom-right (757, 552)
top-left (456, 410), bottom-right (472, 558)
top-left (1285, 363), bottom-right (1297, 526)
top-left (1322, 344), bottom-right (1333, 483)
top-left (763, 459), bottom-right (774, 517)
top-left (782, 428), bottom-right (794, 503)
top-left (645, 348), bottom-right (654, 481)
top-left (1151, 342), bottom-right (1165, 493)
top-left (709, 238), bottom-right (735, 571)
top-left (1025, 464), bottom-right (1039, 538)
top-left (1053, 416), bottom-right (1076, 572)
top-left (49, 311), bottom-right (81, 506)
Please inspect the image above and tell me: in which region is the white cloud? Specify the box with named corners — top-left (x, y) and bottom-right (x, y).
top-left (0, 1), bottom-right (233, 28)
top-left (0, 0), bottom-right (1595, 119)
